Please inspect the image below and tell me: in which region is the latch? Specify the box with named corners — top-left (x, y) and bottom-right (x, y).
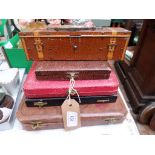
top-left (31, 121), bottom-right (42, 130)
top-left (66, 72), bottom-right (79, 79)
top-left (104, 118), bottom-right (119, 124)
top-left (96, 99), bottom-right (110, 103)
top-left (33, 101), bottom-right (48, 108)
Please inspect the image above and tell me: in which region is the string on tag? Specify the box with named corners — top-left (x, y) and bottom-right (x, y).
top-left (67, 77), bottom-right (81, 103)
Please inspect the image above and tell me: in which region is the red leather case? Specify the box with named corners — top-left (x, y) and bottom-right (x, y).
top-left (24, 62), bottom-right (119, 98)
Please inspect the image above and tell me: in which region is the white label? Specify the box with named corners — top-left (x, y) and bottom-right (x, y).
top-left (4, 41), bottom-right (13, 49)
top-left (67, 111), bottom-right (78, 127)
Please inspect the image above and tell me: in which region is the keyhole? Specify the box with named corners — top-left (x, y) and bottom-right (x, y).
top-left (73, 45), bottom-right (78, 50)
top-left (69, 104), bottom-right (72, 107)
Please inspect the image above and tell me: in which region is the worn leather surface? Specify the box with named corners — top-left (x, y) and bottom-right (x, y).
top-left (25, 95), bottom-right (117, 107)
top-left (19, 27), bottom-right (131, 61)
top-left (16, 93), bottom-right (127, 130)
top-left (35, 61), bottom-right (111, 80)
top-left (24, 62), bottom-right (119, 98)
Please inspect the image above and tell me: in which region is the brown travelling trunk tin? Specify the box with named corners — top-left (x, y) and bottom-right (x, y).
top-left (19, 27), bottom-right (131, 61)
top-left (16, 93), bottom-right (127, 130)
top-left (35, 61), bottom-right (111, 80)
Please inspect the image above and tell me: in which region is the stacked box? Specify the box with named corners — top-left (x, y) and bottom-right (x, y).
top-left (16, 26), bottom-right (131, 130)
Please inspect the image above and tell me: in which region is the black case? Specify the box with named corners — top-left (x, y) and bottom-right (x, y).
top-left (25, 95), bottom-right (117, 107)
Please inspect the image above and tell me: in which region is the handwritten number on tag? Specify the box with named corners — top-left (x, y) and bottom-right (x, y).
top-left (67, 111), bottom-right (78, 127)
top-left (61, 99), bottom-right (81, 130)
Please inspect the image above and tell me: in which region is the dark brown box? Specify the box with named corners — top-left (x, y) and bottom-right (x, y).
top-left (35, 61), bottom-right (111, 80)
top-left (16, 93), bottom-right (127, 130)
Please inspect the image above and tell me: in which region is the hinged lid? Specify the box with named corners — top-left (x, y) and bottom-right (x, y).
top-left (19, 27), bottom-right (131, 37)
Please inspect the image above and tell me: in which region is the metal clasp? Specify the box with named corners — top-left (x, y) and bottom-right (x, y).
top-left (33, 101), bottom-right (48, 108)
top-left (66, 72), bottom-right (79, 79)
top-left (31, 121), bottom-right (42, 130)
top-left (104, 118), bottom-right (118, 124)
top-left (96, 99), bottom-right (110, 103)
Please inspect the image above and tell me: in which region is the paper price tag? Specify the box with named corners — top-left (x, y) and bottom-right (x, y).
top-left (61, 99), bottom-right (81, 130)
top-left (67, 111), bottom-right (78, 127)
